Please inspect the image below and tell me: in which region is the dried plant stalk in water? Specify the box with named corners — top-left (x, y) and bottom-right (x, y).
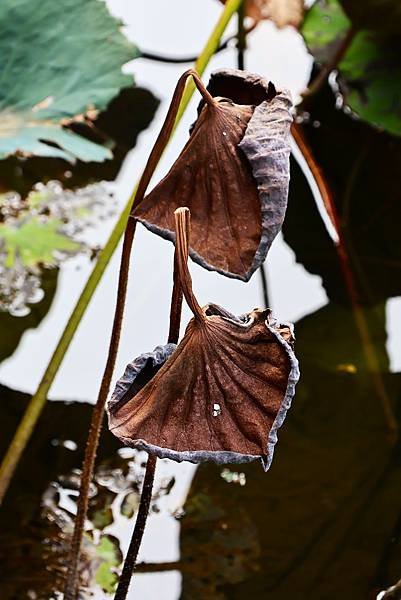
top-left (108, 208), bottom-right (299, 470)
top-left (134, 69), bottom-right (293, 281)
top-left (63, 68), bottom-right (212, 600)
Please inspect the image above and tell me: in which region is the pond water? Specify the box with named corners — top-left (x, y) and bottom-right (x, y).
top-left (1, 1), bottom-right (401, 599)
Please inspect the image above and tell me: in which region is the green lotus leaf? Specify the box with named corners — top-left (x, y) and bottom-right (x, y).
top-left (302, 0), bottom-right (401, 136)
top-left (0, 0), bottom-right (139, 161)
top-left (302, 0), bottom-right (351, 63)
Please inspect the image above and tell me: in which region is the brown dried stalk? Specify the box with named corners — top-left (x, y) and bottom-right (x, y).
top-left (63, 69), bottom-right (214, 600)
top-left (113, 212), bottom-right (186, 600)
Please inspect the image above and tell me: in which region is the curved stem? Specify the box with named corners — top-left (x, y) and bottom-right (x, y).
top-left (187, 69), bottom-right (217, 108)
top-left (174, 208), bottom-right (204, 321)
top-left (114, 454), bottom-right (157, 600)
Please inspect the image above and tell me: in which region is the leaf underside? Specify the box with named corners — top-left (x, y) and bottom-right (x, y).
top-left (108, 306), bottom-right (298, 468)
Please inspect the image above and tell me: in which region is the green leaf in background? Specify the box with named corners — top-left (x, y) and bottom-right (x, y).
top-left (95, 562), bottom-right (119, 594)
top-left (302, 0), bottom-right (401, 135)
top-left (339, 33), bottom-right (401, 136)
top-left (0, 0), bottom-right (139, 161)
top-left (302, 0), bottom-right (351, 63)
top-left (94, 535), bottom-right (121, 593)
top-left (0, 217), bottom-right (80, 268)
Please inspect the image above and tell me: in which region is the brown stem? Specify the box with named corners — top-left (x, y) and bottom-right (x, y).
top-left (168, 252), bottom-right (184, 344)
top-left (174, 207), bottom-right (204, 321)
top-left (63, 69), bottom-right (206, 599)
top-left (63, 220), bottom-right (137, 600)
top-left (188, 69), bottom-right (217, 108)
top-left (259, 264), bottom-right (269, 308)
top-left (113, 211), bottom-right (186, 599)
top-left (291, 122), bottom-right (398, 437)
top-left (114, 454), bottom-right (157, 600)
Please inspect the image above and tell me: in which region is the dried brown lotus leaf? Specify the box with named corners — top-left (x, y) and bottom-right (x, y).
top-left (108, 209), bottom-right (299, 469)
top-left (134, 69), bottom-right (293, 281)
top-left (108, 306), bottom-right (298, 469)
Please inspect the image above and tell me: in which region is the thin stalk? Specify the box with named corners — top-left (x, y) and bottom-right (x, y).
top-left (291, 123), bottom-right (397, 437)
top-left (259, 264), bottom-right (269, 308)
top-left (114, 221), bottom-right (185, 600)
top-left (236, 2), bottom-right (246, 70)
top-left (63, 69), bottom-right (192, 600)
top-left (114, 453), bottom-right (157, 600)
top-left (0, 0), bottom-right (244, 510)
top-left (168, 253), bottom-right (184, 344)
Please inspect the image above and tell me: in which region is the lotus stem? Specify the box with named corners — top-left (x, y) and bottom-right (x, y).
top-left (234, 1), bottom-right (270, 309)
top-left (113, 453), bottom-right (157, 600)
top-left (114, 211), bottom-right (186, 599)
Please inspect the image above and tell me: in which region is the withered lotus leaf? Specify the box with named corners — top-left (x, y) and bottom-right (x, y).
top-left (108, 208), bottom-right (299, 469)
top-left (133, 69), bottom-right (292, 281)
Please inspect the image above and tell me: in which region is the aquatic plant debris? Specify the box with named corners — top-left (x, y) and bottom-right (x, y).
top-left (134, 69), bottom-right (293, 281)
top-left (108, 208), bottom-right (299, 470)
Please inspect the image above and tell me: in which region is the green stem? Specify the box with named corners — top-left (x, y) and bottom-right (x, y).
top-left (0, 0), bottom-right (244, 506)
